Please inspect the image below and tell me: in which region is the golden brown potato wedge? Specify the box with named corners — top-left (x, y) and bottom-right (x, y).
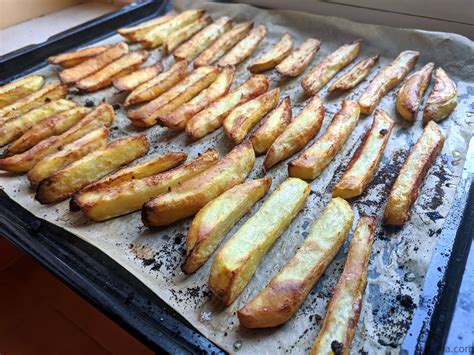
top-left (163, 16), bottom-right (213, 54)
top-left (289, 100), bottom-right (360, 180)
top-left (36, 135), bottom-right (149, 204)
top-left (358, 50), bottom-right (419, 115)
top-left (186, 74), bottom-right (269, 140)
top-left (59, 42), bottom-right (129, 84)
top-left (264, 95), bottom-right (324, 170)
top-left (128, 66), bottom-right (219, 127)
top-left (113, 62), bottom-right (163, 92)
top-left (396, 62), bottom-right (434, 123)
top-left (76, 50), bottom-right (149, 92)
top-left (124, 61), bottom-right (188, 107)
top-left (209, 177), bottom-right (310, 306)
top-left (27, 127), bottom-right (109, 186)
top-left (276, 38), bottom-right (320, 77)
top-left (310, 216), bottom-right (375, 355)
top-left (158, 66), bottom-right (235, 130)
top-left (0, 83), bottom-right (68, 121)
top-left (302, 40), bottom-right (362, 96)
top-left (423, 67), bottom-right (458, 124)
top-left (174, 17), bottom-right (232, 62)
top-left (48, 45), bottom-right (111, 68)
top-left (223, 88), bottom-right (280, 145)
top-left (6, 106), bottom-right (91, 155)
top-left (194, 22), bottom-right (253, 67)
top-left (140, 9), bottom-right (206, 48)
top-left (238, 197), bottom-right (354, 328)
top-left (333, 109), bottom-right (394, 199)
top-left (328, 55), bottom-right (380, 92)
top-left (117, 15), bottom-right (174, 42)
top-left (182, 177), bottom-right (271, 274)
top-left (217, 25), bottom-right (266, 67)
top-left (142, 142), bottom-right (256, 227)
top-left (0, 99), bottom-right (76, 147)
top-left (383, 121), bottom-right (445, 226)
top-left (0, 103), bottom-right (114, 173)
top-left (250, 96), bottom-right (292, 155)
top-left (0, 75), bottom-right (44, 108)
top-left (248, 33), bottom-right (293, 73)
top-left (73, 149), bottom-right (219, 221)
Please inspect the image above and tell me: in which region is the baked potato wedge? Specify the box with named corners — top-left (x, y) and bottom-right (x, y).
top-left (358, 50), bottom-right (419, 115)
top-left (333, 109), bottom-right (394, 199)
top-left (6, 106), bottom-right (91, 155)
top-left (76, 50), bottom-right (149, 92)
top-left (289, 100), bottom-right (360, 180)
top-left (142, 142), bottom-right (255, 227)
top-left (117, 15), bottom-right (174, 42)
top-left (250, 96), bottom-right (292, 155)
top-left (423, 67), bottom-right (457, 124)
top-left (310, 216), bottom-right (375, 355)
top-left (174, 17), bottom-right (232, 62)
top-left (182, 177), bottom-right (272, 274)
top-left (217, 25), bottom-right (266, 67)
top-left (0, 99), bottom-right (76, 147)
top-left (185, 74), bottom-right (269, 140)
top-left (140, 9), bottom-right (205, 48)
top-left (124, 61), bottom-right (188, 107)
top-left (276, 38), bottom-right (320, 77)
top-left (163, 16), bottom-right (213, 54)
top-left (59, 42), bottom-right (129, 84)
top-left (264, 95), bottom-right (324, 170)
top-left (0, 75), bottom-right (44, 108)
top-left (48, 45), bottom-right (111, 68)
top-left (0, 83), bottom-right (68, 121)
top-left (27, 127), bottom-right (109, 186)
top-left (128, 66), bottom-right (219, 127)
top-left (209, 177), bottom-right (310, 306)
top-left (194, 22), bottom-right (253, 67)
top-left (328, 55), bottom-right (380, 92)
top-left (238, 197), bottom-right (353, 328)
top-left (36, 135), bottom-right (149, 204)
top-left (223, 88), bottom-right (280, 145)
top-left (396, 62), bottom-right (434, 123)
top-left (158, 66), bottom-right (235, 130)
top-left (0, 103), bottom-right (114, 173)
top-left (248, 33), bottom-right (293, 73)
top-left (73, 149), bottom-right (219, 221)
top-left (302, 40), bottom-right (362, 96)
top-left (383, 121), bottom-right (445, 226)
top-left (113, 62), bottom-right (163, 92)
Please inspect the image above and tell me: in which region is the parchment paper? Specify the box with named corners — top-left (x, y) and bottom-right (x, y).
top-left (1, 1), bottom-right (473, 353)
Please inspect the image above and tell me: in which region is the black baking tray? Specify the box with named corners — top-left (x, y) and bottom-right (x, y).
top-left (0, 1), bottom-right (473, 354)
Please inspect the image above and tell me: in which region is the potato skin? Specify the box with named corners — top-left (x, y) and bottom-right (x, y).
top-left (248, 33), bottom-right (293, 73)
top-left (264, 95), bottom-right (324, 170)
top-left (250, 96), bottom-right (292, 155)
top-left (358, 50), bottom-right (419, 115)
top-left (142, 142), bottom-right (256, 227)
top-left (117, 15), bottom-right (174, 42)
top-left (276, 38), bottom-right (320, 77)
top-left (423, 67), bottom-right (458, 124)
top-left (238, 197), bottom-right (353, 328)
top-left (209, 177), bottom-right (310, 306)
top-left (396, 62), bottom-right (434, 123)
top-left (182, 177), bottom-right (272, 274)
top-left (289, 100), bottom-right (360, 180)
top-left (48, 46), bottom-right (111, 68)
top-left (310, 216), bottom-right (375, 355)
top-left (0, 75), bottom-right (44, 108)
top-left (113, 62), bottom-right (163, 92)
top-left (217, 25), bottom-right (266, 67)
top-left (333, 109), bottom-right (394, 199)
top-left (163, 16), bottom-right (213, 54)
top-left (383, 121), bottom-right (445, 226)
top-left (223, 88), bottom-right (280, 145)
top-left (328, 54), bottom-right (379, 92)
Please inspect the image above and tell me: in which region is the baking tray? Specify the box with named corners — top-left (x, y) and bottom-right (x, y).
top-left (0, 1), bottom-right (473, 353)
